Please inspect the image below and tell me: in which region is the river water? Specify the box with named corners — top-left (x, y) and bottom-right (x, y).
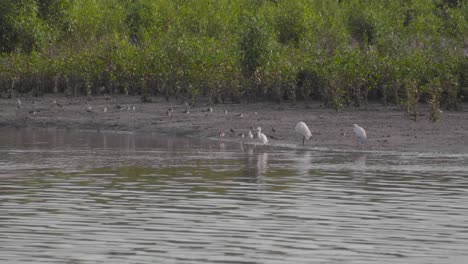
top-left (0, 128), bottom-right (467, 264)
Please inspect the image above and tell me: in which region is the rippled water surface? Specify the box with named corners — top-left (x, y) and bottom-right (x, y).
top-left (1, 128), bottom-right (468, 264)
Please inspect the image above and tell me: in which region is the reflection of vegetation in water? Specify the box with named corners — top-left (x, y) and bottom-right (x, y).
top-left (41, 158), bottom-right (301, 195)
top-left (0, 0), bottom-right (466, 117)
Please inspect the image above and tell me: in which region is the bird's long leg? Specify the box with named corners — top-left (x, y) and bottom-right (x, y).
top-left (302, 136), bottom-right (305, 146)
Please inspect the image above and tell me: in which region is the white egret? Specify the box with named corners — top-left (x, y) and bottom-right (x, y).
top-left (103, 107), bottom-right (107, 113)
top-left (353, 124), bottom-right (367, 145)
top-left (224, 109), bottom-right (228, 115)
top-left (295, 121), bottom-right (312, 146)
top-left (218, 131), bottom-right (225, 137)
top-left (247, 130), bottom-right (254, 139)
top-left (17, 99), bottom-right (22, 109)
top-left (256, 127), bottom-right (268, 145)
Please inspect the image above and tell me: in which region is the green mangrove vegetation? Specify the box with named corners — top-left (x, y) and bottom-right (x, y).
top-left (0, 0), bottom-right (467, 116)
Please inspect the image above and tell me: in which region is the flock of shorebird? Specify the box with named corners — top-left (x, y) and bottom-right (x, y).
top-left (15, 97), bottom-right (367, 147)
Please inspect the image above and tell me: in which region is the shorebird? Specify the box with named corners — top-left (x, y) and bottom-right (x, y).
top-left (218, 131), bottom-right (225, 137)
top-left (255, 127), bottom-right (268, 145)
top-left (86, 103), bottom-right (93, 112)
top-left (17, 99), bottom-right (22, 109)
top-left (103, 107), bottom-right (107, 113)
top-left (295, 121), bottom-right (312, 146)
top-left (224, 109), bottom-right (228, 115)
top-left (237, 113), bottom-right (244, 118)
top-left (53, 99), bottom-right (62, 108)
top-left (353, 124), bottom-right (367, 145)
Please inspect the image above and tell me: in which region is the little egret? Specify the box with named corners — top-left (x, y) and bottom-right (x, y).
top-left (295, 121), bottom-right (312, 146)
top-left (256, 127), bottom-right (268, 145)
top-left (353, 124), bottom-right (367, 145)
top-left (17, 99), bottom-right (22, 109)
top-left (247, 130), bottom-right (254, 139)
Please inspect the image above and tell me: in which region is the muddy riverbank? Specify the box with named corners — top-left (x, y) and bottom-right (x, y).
top-left (1, 95), bottom-right (467, 153)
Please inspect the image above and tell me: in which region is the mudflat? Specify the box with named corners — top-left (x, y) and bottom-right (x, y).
top-left (1, 95), bottom-right (467, 153)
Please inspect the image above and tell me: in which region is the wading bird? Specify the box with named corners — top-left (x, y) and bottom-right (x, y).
top-left (295, 121), bottom-right (312, 146)
top-left (256, 127), bottom-right (268, 145)
top-left (353, 124), bottom-right (367, 145)
top-left (17, 99), bottom-right (22, 109)
top-left (247, 129), bottom-right (254, 139)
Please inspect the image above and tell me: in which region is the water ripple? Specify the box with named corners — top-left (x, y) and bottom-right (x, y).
top-left (1, 128), bottom-right (468, 263)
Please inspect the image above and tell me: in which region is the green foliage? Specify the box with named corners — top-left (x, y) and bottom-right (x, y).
top-left (0, 0), bottom-right (466, 120)
top-left (238, 14), bottom-right (270, 80)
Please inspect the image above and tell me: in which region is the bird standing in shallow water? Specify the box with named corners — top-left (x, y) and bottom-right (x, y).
top-left (256, 127), bottom-right (268, 145)
top-left (353, 124), bottom-right (367, 145)
top-left (295, 121), bottom-right (312, 146)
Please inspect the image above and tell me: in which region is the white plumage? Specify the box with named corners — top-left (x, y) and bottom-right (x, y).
top-left (353, 124), bottom-right (367, 145)
top-left (247, 130), bottom-right (254, 139)
top-left (256, 127), bottom-right (268, 145)
top-left (295, 121), bottom-right (312, 145)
